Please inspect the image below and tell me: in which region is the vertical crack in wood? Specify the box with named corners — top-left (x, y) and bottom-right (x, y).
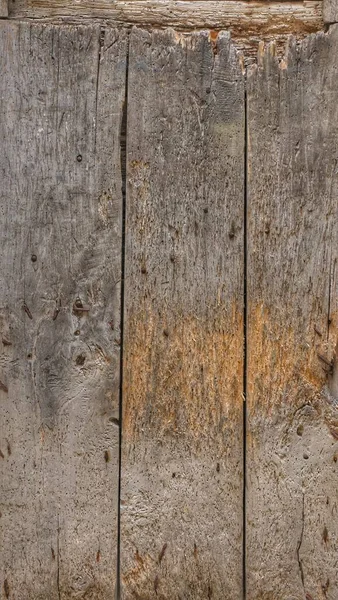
top-left (116, 30), bottom-right (130, 600)
top-left (243, 65), bottom-right (248, 600)
top-left (57, 514), bottom-right (61, 600)
top-left (94, 26), bottom-right (105, 152)
top-left (296, 492), bottom-right (305, 592)
top-left (327, 254), bottom-right (333, 341)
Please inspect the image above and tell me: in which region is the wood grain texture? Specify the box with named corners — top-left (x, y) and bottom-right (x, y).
top-left (7, 0), bottom-right (323, 40)
top-left (247, 30), bottom-right (338, 600)
top-left (121, 28), bottom-right (245, 600)
top-left (0, 0), bottom-right (8, 17)
top-left (323, 0), bottom-right (338, 22)
top-left (0, 21), bottom-right (126, 599)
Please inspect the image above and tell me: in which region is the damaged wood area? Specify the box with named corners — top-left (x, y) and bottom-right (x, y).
top-left (5, 0), bottom-right (324, 59)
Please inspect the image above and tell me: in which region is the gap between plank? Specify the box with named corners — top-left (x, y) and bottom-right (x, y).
top-left (116, 30), bottom-right (130, 600)
top-left (243, 67), bottom-right (248, 600)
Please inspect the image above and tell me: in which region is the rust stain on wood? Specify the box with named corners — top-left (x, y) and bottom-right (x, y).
top-left (123, 305), bottom-right (243, 450)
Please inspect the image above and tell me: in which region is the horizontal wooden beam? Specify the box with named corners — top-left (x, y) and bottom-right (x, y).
top-left (8, 0), bottom-right (323, 38)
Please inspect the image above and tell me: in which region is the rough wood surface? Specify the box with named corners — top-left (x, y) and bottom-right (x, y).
top-left (323, 0), bottom-right (338, 22)
top-left (0, 21), bottom-right (126, 599)
top-left (247, 29), bottom-right (338, 600)
top-left (7, 0), bottom-right (323, 41)
top-left (121, 28), bottom-right (245, 600)
top-left (0, 0), bottom-right (8, 17)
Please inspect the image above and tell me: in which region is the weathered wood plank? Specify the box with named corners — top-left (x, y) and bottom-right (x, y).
top-left (7, 0), bottom-right (323, 41)
top-left (0, 22), bottom-right (126, 599)
top-left (121, 28), bottom-right (245, 600)
top-left (247, 30), bottom-right (338, 600)
top-left (323, 0), bottom-right (338, 22)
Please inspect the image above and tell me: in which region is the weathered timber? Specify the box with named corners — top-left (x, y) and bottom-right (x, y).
top-left (121, 28), bottom-right (245, 600)
top-left (7, 0), bottom-right (323, 42)
top-left (247, 30), bottom-right (338, 600)
top-left (0, 0), bottom-right (8, 17)
top-left (323, 0), bottom-right (338, 22)
top-left (0, 22), bottom-right (126, 599)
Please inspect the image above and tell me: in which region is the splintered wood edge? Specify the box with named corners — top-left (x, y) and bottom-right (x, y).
top-left (7, 0), bottom-right (323, 38)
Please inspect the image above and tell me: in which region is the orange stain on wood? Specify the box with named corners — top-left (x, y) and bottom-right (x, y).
top-left (123, 302), bottom-right (243, 450)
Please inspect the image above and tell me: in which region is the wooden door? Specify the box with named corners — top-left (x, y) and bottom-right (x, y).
top-left (0, 2), bottom-right (337, 600)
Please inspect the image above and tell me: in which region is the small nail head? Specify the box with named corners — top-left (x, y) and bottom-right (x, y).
top-left (77, 154), bottom-right (82, 162)
top-left (31, 254), bottom-right (37, 262)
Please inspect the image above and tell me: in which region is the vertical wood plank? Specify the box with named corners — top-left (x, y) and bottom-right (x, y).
top-left (121, 28), bottom-right (245, 600)
top-left (0, 22), bottom-right (126, 599)
top-left (247, 29), bottom-right (338, 600)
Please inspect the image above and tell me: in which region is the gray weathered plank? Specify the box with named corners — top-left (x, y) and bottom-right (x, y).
top-left (121, 28), bottom-right (245, 600)
top-left (247, 30), bottom-right (338, 600)
top-left (0, 22), bottom-right (126, 599)
top-left (323, 0), bottom-right (338, 22)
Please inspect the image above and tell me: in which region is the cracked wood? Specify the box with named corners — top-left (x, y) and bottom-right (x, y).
top-left (121, 28), bottom-right (245, 600)
top-left (0, 21), bottom-right (126, 599)
top-left (247, 28), bottom-right (338, 600)
top-left (7, 0), bottom-right (323, 41)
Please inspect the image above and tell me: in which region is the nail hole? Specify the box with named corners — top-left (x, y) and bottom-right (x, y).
top-left (75, 354), bottom-right (86, 366)
top-left (77, 154), bottom-right (82, 162)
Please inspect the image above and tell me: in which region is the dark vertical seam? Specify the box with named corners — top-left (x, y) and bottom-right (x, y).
top-left (116, 30), bottom-right (130, 600)
top-left (243, 66), bottom-right (248, 600)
